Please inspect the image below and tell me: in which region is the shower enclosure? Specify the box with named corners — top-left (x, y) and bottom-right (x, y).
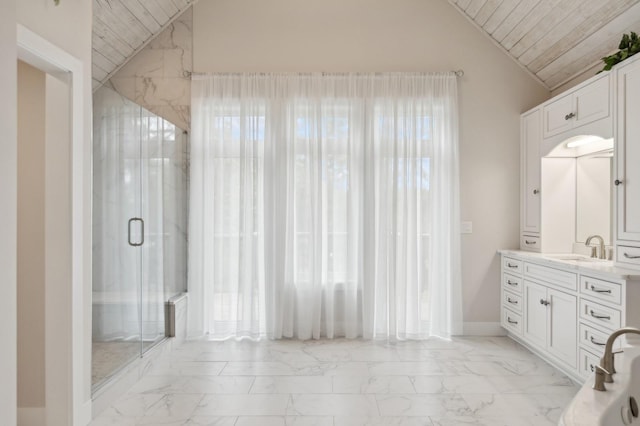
top-left (92, 86), bottom-right (188, 390)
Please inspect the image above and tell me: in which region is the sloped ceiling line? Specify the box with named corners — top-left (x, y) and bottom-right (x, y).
top-left (92, 0), bottom-right (197, 91)
top-left (448, 0), bottom-right (640, 90)
top-left (92, 0), bottom-right (640, 92)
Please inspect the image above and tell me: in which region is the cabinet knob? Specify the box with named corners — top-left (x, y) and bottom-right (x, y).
top-left (539, 299), bottom-right (550, 306)
top-left (533, 189), bottom-right (540, 195)
top-left (615, 179), bottom-right (623, 186)
top-left (564, 112), bottom-right (576, 120)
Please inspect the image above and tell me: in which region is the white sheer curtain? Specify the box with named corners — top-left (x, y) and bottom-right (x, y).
top-left (189, 73), bottom-right (462, 340)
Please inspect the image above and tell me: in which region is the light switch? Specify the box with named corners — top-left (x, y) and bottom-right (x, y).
top-left (461, 221), bottom-right (472, 234)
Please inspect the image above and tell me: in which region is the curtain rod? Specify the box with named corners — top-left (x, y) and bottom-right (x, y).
top-left (183, 70), bottom-right (464, 78)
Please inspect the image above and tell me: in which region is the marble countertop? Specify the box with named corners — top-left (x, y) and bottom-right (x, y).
top-left (498, 249), bottom-right (640, 280)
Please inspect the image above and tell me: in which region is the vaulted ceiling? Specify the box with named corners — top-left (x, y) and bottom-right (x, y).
top-left (447, 0), bottom-right (640, 90)
top-left (92, 0), bottom-right (640, 91)
top-left (92, 0), bottom-right (196, 90)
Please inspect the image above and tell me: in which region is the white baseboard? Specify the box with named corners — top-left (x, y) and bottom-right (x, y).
top-left (17, 407), bottom-right (45, 426)
top-left (80, 399), bottom-right (93, 425)
top-left (461, 322), bottom-right (506, 336)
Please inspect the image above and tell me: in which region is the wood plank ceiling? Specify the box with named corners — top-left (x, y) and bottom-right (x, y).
top-left (448, 0), bottom-right (640, 90)
top-left (92, 0), bottom-right (196, 90)
top-left (92, 0), bottom-right (640, 92)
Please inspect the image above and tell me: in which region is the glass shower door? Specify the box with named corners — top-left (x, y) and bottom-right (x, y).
top-left (140, 109), bottom-right (166, 351)
top-left (92, 86), bottom-right (187, 391)
top-left (92, 87), bottom-right (144, 388)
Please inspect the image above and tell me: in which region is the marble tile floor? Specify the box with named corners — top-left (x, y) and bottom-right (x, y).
top-left (90, 336), bottom-right (581, 426)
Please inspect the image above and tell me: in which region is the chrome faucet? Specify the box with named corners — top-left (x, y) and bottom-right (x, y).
top-left (585, 234), bottom-right (606, 259)
top-left (593, 327), bottom-right (640, 391)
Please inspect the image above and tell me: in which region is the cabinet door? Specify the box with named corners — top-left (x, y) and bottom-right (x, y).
top-left (523, 280), bottom-right (547, 349)
top-left (521, 109), bottom-right (541, 236)
top-left (616, 57), bottom-right (640, 242)
top-left (542, 94), bottom-right (573, 138)
top-left (574, 74), bottom-right (610, 127)
top-left (547, 289), bottom-right (577, 368)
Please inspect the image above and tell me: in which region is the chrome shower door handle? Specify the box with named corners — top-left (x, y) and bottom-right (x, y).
top-left (128, 217), bottom-right (145, 246)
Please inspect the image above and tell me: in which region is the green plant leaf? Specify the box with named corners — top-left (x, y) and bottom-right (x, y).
top-left (620, 34), bottom-right (630, 49)
top-left (600, 32), bottom-right (640, 73)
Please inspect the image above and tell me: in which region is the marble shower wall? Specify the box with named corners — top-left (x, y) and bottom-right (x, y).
top-left (107, 8), bottom-right (192, 131)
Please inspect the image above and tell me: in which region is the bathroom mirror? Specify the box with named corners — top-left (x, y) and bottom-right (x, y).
top-left (575, 152), bottom-right (612, 244)
top-left (545, 135), bottom-right (614, 248)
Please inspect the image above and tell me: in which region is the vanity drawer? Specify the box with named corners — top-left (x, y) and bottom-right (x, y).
top-left (616, 245), bottom-right (640, 268)
top-left (579, 298), bottom-right (621, 331)
top-left (580, 276), bottom-right (621, 306)
top-left (503, 257), bottom-right (523, 274)
top-left (502, 307), bottom-right (522, 335)
top-left (524, 262), bottom-right (577, 291)
top-left (502, 273), bottom-right (523, 294)
top-left (578, 322), bottom-right (619, 355)
top-left (579, 347), bottom-right (602, 378)
top-left (520, 234), bottom-right (540, 252)
top-left (502, 289), bottom-right (522, 313)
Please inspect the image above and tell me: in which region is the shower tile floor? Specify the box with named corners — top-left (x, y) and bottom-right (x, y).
top-left (90, 337), bottom-right (580, 426)
top-left (93, 341), bottom-right (141, 386)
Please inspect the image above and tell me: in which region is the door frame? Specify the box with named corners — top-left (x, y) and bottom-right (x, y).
top-left (17, 24), bottom-right (90, 425)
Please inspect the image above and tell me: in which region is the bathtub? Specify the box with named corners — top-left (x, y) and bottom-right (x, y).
top-left (561, 346), bottom-right (640, 425)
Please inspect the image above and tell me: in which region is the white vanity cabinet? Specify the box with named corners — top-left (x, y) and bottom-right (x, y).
top-left (542, 73), bottom-right (612, 145)
top-left (501, 257), bottom-right (524, 336)
top-left (522, 267), bottom-right (577, 369)
top-left (577, 274), bottom-right (626, 380)
top-left (615, 54), bottom-right (640, 269)
top-left (520, 108), bottom-right (541, 249)
top-left (500, 252), bottom-right (640, 383)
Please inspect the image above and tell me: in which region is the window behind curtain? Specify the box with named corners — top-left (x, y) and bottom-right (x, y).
top-left (189, 73), bottom-right (461, 340)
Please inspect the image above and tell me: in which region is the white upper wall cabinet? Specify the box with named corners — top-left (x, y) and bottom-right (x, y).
top-left (615, 54), bottom-right (640, 268)
top-left (541, 73), bottom-right (612, 152)
top-left (543, 94), bottom-right (573, 138)
top-left (574, 77), bottom-right (611, 128)
top-left (519, 69), bottom-right (616, 254)
top-left (521, 108), bottom-right (541, 239)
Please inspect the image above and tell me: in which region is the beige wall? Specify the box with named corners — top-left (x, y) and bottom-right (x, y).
top-left (17, 0), bottom-right (92, 67)
top-left (16, 0), bottom-right (94, 419)
top-left (0, 0), bottom-right (17, 422)
top-left (17, 60), bottom-right (47, 409)
top-left (1, 0), bottom-right (92, 422)
top-left (193, 0), bottom-right (550, 326)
